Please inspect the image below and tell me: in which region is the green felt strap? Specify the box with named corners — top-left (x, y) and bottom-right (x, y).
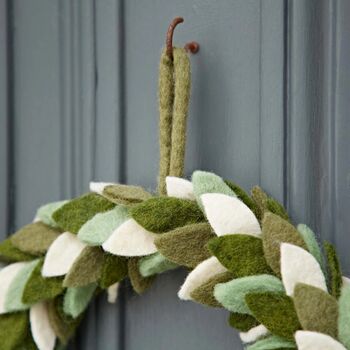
top-left (138, 252), bottom-right (178, 277)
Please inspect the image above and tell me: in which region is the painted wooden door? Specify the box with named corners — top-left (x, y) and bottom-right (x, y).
top-left (1, 0), bottom-right (349, 349)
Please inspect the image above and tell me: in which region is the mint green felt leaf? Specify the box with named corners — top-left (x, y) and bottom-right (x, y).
top-left (0, 238), bottom-right (36, 263)
top-left (5, 259), bottom-right (40, 312)
top-left (208, 234), bottom-right (273, 277)
top-left (99, 253), bottom-right (128, 289)
top-left (0, 312), bottom-right (29, 350)
top-left (246, 335), bottom-right (296, 350)
top-left (63, 283), bottom-right (97, 318)
top-left (228, 312), bottom-right (259, 332)
top-left (324, 241), bottom-right (343, 298)
top-left (77, 205), bottom-right (130, 245)
top-left (214, 275), bottom-right (284, 314)
top-left (102, 184), bottom-right (152, 205)
top-left (245, 292), bottom-right (301, 340)
top-left (52, 193), bottom-right (115, 234)
top-left (339, 285), bottom-right (350, 348)
top-left (36, 200), bottom-right (69, 228)
top-left (139, 252), bottom-right (178, 277)
top-left (130, 197), bottom-right (205, 233)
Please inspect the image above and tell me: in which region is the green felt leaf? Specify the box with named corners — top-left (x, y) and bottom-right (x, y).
top-left (102, 184), bottom-right (152, 205)
top-left (0, 238), bottom-right (36, 263)
top-left (246, 335), bottom-right (296, 350)
top-left (99, 253), bottom-right (128, 289)
top-left (77, 205), bottom-right (130, 245)
top-left (0, 312), bottom-right (29, 350)
top-left (11, 221), bottom-right (61, 256)
top-left (191, 272), bottom-right (233, 307)
top-left (294, 283), bottom-right (338, 338)
top-left (208, 234), bottom-right (273, 277)
top-left (245, 292), bottom-right (301, 340)
top-left (22, 259), bottom-right (64, 304)
top-left (324, 241), bottom-right (342, 298)
top-left (63, 246), bottom-right (104, 287)
top-left (52, 193), bottom-right (115, 234)
top-left (130, 197), bottom-right (205, 233)
top-left (214, 275), bottom-right (284, 314)
top-left (228, 312), bottom-right (259, 332)
top-left (128, 257), bottom-right (155, 294)
top-left (262, 213), bottom-right (307, 275)
top-left (36, 200), bottom-right (69, 228)
top-left (138, 252), bottom-right (178, 277)
top-left (338, 286), bottom-right (350, 348)
top-left (154, 223), bottom-right (215, 268)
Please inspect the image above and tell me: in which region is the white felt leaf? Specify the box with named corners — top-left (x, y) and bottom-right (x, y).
top-left (107, 282), bottom-right (120, 304)
top-left (239, 325), bottom-right (269, 344)
top-left (30, 302), bottom-right (56, 350)
top-left (280, 243), bottom-right (327, 296)
top-left (89, 181), bottom-right (114, 195)
top-left (42, 232), bottom-right (87, 277)
top-left (166, 177), bottom-right (195, 200)
top-left (295, 331), bottom-right (347, 350)
top-left (342, 276), bottom-right (350, 287)
top-left (0, 262), bottom-right (28, 314)
top-left (102, 218), bottom-right (158, 256)
top-left (201, 193), bottom-right (261, 236)
top-left (178, 256), bottom-right (226, 300)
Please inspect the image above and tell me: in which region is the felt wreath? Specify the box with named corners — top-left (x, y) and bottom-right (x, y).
top-left (0, 46), bottom-right (349, 350)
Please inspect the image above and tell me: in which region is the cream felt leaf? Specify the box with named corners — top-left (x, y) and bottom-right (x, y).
top-left (239, 324), bottom-right (269, 344)
top-left (295, 331), bottom-right (347, 350)
top-left (102, 218), bottom-right (158, 256)
top-left (30, 302), bottom-right (56, 350)
top-left (201, 193), bottom-right (261, 236)
top-left (280, 243), bottom-right (327, 296)
top-left (42, 232), bottom-right (87, 277)
top-left (178, 256), bottom-right (227, 300)
top-left (107, 282), bottom-right (119, 304)
top-left (0, 262), bottom-right (28, 314)
top-left (166, 176), bottom-right (195, 200)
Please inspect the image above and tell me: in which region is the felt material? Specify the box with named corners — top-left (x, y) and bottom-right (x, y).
top-left (30, 301), bottom-right (56, 350)
top-left (99, 253), bottom-right (128, 289)
top-left (324, 241), bottom-right (343, 298)
top-left (107, 282), bottom-right (119, 304)
top-left (52, 193), bottom-right (115, 234)
top-left (154, 223), bottom-right (216, 268)
top-left (102, 218), bottom-right (158, 256)
top-left (190, 271), bottom-right (234, 307)
top-left (165, 176), bottom-right (195, 200)
top-left (102, 184), bottom-right (152, 205)
top-left (168, 48), bottom-right (191, 178)
top-left (22, 260), bottom-right (64, 304)
top-left (192, 171), bottom-right (237, 206)
top-left (214, 275), bottom-right (284, 314)
top-left (246, 336), bottom-right (296, 350)
top-left (338, 286), bottom-right (350, 348)
top-left (228, 312), bottom-right (259, 332)
top-left (295, 331), bottom-right (347, 350)
top-left (63, 246), bottom-right (104, 287)
top-left (245, 292), bottom-right (301, 340)
top-left (89, 181), bottom-right (114, 195)
top-left (239, 325), bottom-right (269, 344)
top-left (63, 283), bottom-right (97, 318)
top-left (0, 238), bottom-right (36, 262)
top-left (0, 311), bottom-right (29, 350)
top-left (138, 252), bottom-right (178, 277)
top-left (5, 259), bottom-right (39, 313)
top-left (130, 197), bottom-right (204, 233)
top-left (11, 222), bottom-right (61, 256)
top-left (77, 205), bottom-right (130, 246)
top-left (293, 283), bottom-right (338, 338)
top-left (0, 262), bottom-right (28, 313)
top-left (36, 200), bottom-right (69, 228)
top-left (342, 276), bottom-right (350, 286)
top-left (208, 234), bottom-right (273, 277)
top-left (178, 256), bottom-right (227, 300)
top-left (158, 49), bottom-right (174, 195)
top-left (297, 224), bottom-right (325, 274)
top-left (128, 258), bottom-right (155, 294)
top-left (42, 232), bottom-right (87, 277)
top-left (262, 213), bottom-right (308, 275)
top-left (280, 243), bottom-right (327, 296)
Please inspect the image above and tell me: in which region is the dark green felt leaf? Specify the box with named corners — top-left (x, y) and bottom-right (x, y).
top-left (293, 283), bottom-right (338, 338)
top-left (130, 197), bottom-right (205, 233)
top-left (324, 242), bottom-right (342, 298)
top-left (52, 193), bottom-right (115, 234)
top-left (245, 292), bottom-right (301, 340)
top-left (208, 234), bottom-right (274, 277)
top-left (0, 238), bottom-right (36, 263)
top-left (154, 223), bottom-right (215, 268)
top-left (128, 257), bottom-right (155, 294)
top-left (99, 253), bottom-right (128, 289)
top-left (102, 184), bottom-right (152, 205)
top-left (228, 312), bottom-right (259, 332)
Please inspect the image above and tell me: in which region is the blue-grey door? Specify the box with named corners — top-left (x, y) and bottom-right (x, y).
top-left (1, 0), bottom-right (349, 349)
